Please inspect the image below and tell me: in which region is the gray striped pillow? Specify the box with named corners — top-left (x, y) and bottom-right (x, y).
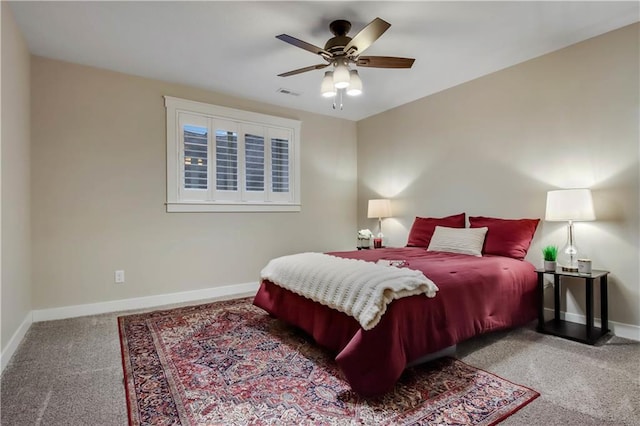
top-left (427, 226), bottom-right (488, 257)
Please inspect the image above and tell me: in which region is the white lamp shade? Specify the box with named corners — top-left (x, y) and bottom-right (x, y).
top-left (346, 70), bottom-right (362, 96)
top-left (320, 71), bottom-right (336, 97)
top-left (545, 189), bottom-right (595, 221)
top-left (367, 199), bottom-right (392, 219)
top-left (333, 60), bottom-right (351, 89)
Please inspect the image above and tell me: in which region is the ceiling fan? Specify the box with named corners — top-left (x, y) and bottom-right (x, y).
top-left (276, 17), bottom-right (415, 77)
top-left (276, 17), bottom-right (415, 103)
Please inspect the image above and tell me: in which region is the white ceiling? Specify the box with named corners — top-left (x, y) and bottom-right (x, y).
top-left (10, 1), bottom-right (639, 121)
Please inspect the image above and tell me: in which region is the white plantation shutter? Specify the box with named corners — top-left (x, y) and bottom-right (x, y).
top-left (165, 96), bottom-right (300, 212)
top-left (215, 130), bottom-right (238, 191)
top-left (245, 135), bottom-right (265, 191)
top-left (213, 120), bottom-right (241, 201)
top-left (269, 128), bottom-right (293, 202)
top-left (243, 124), bottom-right (265, 198)
top-left (271, 137), bottom-right (289, 193)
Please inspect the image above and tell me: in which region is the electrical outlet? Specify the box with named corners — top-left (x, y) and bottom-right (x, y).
top-left (115, 270), bottom-right (125, 284)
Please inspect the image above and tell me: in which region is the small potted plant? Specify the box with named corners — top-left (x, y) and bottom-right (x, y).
top-left (542, 245), bottom-right (558, 272)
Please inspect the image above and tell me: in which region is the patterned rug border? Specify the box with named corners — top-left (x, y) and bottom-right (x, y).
top-left (118, 298), bottom-right (540, 425)
top-left (118, 318), bottom-right (135, 426)
top-left (450, 359), bottom-right (540, 425)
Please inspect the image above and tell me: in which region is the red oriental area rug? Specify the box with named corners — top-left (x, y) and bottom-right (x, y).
top-left (118, 298), bottom-right (539, 425)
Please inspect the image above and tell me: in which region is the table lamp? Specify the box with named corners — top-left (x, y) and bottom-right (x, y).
top-left (545, 189), bottom-right (595, 272)
top-left (367, 199), bottom-right (391, 247)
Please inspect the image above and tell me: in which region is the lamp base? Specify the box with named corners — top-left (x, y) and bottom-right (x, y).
top-left (558, 221), bottom-right (580, 273)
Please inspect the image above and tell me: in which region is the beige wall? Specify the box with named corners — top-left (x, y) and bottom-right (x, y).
top-left (8, 14), bottom-right (640, 337)
top-left (1, 3), bottom-right (32, 352)
top-left (357, 24), bottom-right (640, 328)
top-left (30, 57), bottom-right (357, 309)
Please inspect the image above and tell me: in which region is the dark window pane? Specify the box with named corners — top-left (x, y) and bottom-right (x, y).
top-left (183, 125), bottom-right (207, 189)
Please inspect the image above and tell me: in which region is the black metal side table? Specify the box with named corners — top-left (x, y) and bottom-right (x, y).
top-left (536, 268), bottom-right (610, 344)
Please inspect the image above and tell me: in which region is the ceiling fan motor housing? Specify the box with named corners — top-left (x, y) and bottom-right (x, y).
top-left (325, 36), bottom-right (353, 55)
top-left (325, 20), bottom-right (353, 54)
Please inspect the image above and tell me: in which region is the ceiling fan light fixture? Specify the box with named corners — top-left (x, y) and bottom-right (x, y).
top-left (333, 59), bottom-right (351, 89)
top-left (320, 71), bottom-right (336, 97)
top-left (346, 70), bottom-right (362, 96)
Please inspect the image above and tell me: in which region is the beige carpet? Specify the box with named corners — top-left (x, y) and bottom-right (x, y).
top-left (1, 297), bottom-right (639, 425)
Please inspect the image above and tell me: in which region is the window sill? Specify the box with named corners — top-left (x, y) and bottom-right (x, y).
top-left (166, 202), bottom-right (301, 213)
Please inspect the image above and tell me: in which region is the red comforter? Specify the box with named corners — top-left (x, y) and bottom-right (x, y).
top-left (252, 247), bottom-right (537, 396)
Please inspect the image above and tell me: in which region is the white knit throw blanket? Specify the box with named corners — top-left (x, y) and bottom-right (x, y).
top-left (260, 252), bottom-right (439, 330)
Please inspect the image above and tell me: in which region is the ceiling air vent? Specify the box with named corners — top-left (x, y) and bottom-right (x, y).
top-left (277, 88), bottom-right (301, 97)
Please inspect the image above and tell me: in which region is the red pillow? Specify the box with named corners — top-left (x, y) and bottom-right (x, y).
top-left (406, 213), bottom-right (466, 247)
top-left (468, 216), bottom-right (540, 260)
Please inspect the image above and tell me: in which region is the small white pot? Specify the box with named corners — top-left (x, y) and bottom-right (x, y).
top-left (544, 260), bottom-right (557, 272)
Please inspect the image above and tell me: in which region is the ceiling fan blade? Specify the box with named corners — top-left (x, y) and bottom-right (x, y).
top-left (344, 17), bottom-right (391, 55)
top-left (276, 34), bottom-right (331, 58)
top-left (278, 63), bottom-right (329, 77)
top-left (356, 56), bottom-right (415, 68)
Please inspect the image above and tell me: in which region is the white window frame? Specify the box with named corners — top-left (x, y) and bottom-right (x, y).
top-left (165, 96), bottom-right (301, 213)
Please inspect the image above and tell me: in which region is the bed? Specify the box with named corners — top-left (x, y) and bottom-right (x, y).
top-left (253, 215), bottom-right (540, 396)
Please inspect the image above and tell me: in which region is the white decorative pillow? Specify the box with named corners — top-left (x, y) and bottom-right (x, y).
top-left (427, 226), bottom-right (488, 257)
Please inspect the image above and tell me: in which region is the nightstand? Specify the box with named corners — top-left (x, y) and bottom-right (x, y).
top-left (536, 268), bottom-right (610, 344)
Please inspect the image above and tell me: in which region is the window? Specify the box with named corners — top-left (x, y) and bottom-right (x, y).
top-left (183, 125), bottom-right (208, 190)
top-left (165, 96), bottom-right (301, 212)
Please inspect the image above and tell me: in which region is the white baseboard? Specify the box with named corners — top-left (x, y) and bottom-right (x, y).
top-left (32, 281), bottom-right (260, 322)
top-left (1, 312), bottom-right (33, 373)
top-left (3, 282), bottom-right (259, 373)
top-left (544, 308), bottom-right (640, 341)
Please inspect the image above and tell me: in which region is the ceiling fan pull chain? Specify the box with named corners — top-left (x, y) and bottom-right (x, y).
top-left (332, 89), bottom-right (344, 110)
